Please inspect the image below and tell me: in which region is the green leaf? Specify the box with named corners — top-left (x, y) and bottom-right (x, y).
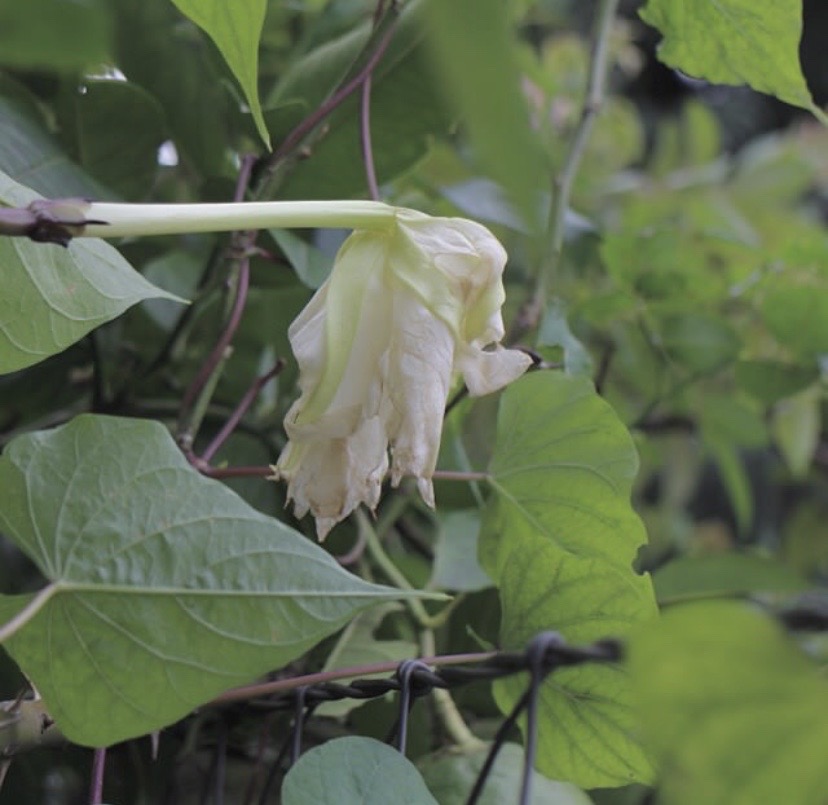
top-left (0, 416), bottom-right (422, 747)
top-left (0, 0), bottom-right (112, 71)
top-left (419, 742), bottom-right (593, 805)
top-left (629, 602), bottom-right (828, 805)
top-left (639, 0), bottom-right (821, 116)
top-left (705, 439), bottom-right (753, 533)
top-left (482, 372), bottom-right (649, 573)
top-left (270, 229), bottom-right (334, 289)
top-left (170, 0), bottom-right (270, 149)
top-left (762, 285), bottom-right (828, 357)
top-left (111, 0), bottom-right (233, 177)
top-left (273, 7), bottom-right (452, 201)
top-left (424, 0), bottom-right (545, 229)
top-left (282, 736), bottom-right (437, 805)
top-left (0, 97), bottom-right (111, 198)
top-left (658, 312), bottom-right (740, 374)
top-left (429, 510), bottom-right (491, 593)
top-left (58, 79), bottom-right (166, 199)
top-left (491, 539), bottom-right (656, 788)
top-left (480, 373), bottom-right (657, 787)
top-left (652, 553), bottom-right (809, 604)
top-left (735, 359), bottom-right (819, 406)
top-left (538, 299), bottom-right (594, 377)
top-left (0, 171), bottom-right (181, 374)
top-left (772, 387), bottom-right (821, 478)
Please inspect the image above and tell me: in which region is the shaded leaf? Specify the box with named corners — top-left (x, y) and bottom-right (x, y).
top-left (629, 602), bottom-right (828, 805)
top-left (652, 553), bottom-right (809, 604)
top-left (0, 416), bottom-right (425, 747)
top-left (424, 0), bottom-right (545, 228)
top-left (58, 79), bottom-right (166, 199)
top-left (658, 312), bottom-right (740, 374)
top-left (270, 229), bottom-right (334, 289)
top-left (772, 387), bottom-right (821, 478)
top-left (538, 299), bottom-right (594, 377)
top-left (282, 736), bottom-right (437, 805)
top-left (429, 510), bottom-right (491, 593)
top-left (0, 171), bottom-right (181, 374)
top-left (0, 97), bottom-right (111, 198)
top-left (640, 0), bottom-right (819, 114)
top-left (317, 603), bottom-right (416, 718)
top-left (273, 6), bottom-right (451, 200)
top-left (170, 0), bottom-right (270, 149)
top-left (110, 0), bottom-right (234, 177)
top-left (419, 742), bottom-right (592, 804)
top-left (0, 0), bottom-right (111, 71)
top-left (735, 359), bottom-right (819, 406)
top-left (762, 285), bottom-right (828, 357)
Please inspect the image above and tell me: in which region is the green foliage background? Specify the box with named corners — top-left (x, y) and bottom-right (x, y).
top-left (1, 0), bottom-right (828, 803)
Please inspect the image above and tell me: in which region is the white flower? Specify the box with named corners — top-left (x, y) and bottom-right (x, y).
top-left (271, 208), bottom-right (532, 540)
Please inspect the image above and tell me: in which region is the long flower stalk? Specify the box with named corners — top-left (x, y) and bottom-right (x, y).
top-left (83, 200), bottom-right (396, 238)
top-left (0, 198), bottom-right (398, 242)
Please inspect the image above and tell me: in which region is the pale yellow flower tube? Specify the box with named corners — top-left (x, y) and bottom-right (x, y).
top-left (271, 209), bottom-right (532, 540)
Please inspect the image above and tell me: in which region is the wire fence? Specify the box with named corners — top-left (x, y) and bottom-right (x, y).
top-left (252, 632), bottom-right (623, 805)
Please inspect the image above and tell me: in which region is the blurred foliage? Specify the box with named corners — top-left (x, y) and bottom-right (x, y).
top-left (1, 0), bottom-right (828, 803)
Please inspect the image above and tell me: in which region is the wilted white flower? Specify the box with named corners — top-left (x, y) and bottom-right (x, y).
top-left (271, 208), bottom-right (532, 540)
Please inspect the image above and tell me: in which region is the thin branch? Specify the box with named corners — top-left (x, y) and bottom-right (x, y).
top-left (199, 361), bottom-right (285, 464)
top-left (522, 0), bottom-right (620, 334)
top-left (360, 74), bottom-right (380, 200)
top-left (544, 0), bottom-right (618, 278)
top-left (176, 281), bottom-right (245, 448)
top-left (200, 464), bottom-right (272, 479)
top-left (177, 155), bottom-right (258, 437)
top-left (199, 466), bottom-right (491, 483)
top-left (431, 470), bottom-right (490, 482)
top-left (261, 22), bottom-right (398, 182)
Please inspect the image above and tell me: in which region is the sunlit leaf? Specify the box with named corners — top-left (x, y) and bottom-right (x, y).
top-left (0, 416), bottom-right (427, 747)
top-left (170, 0), bottom-right (271, 149)
top-left (482, 372), bottom-right (649, 573)
top-left (640, 0), bottom-right (820, 115)
top-left (480, 372), bottom-right (657, 787)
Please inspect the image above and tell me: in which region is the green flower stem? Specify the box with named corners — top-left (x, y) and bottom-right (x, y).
top-left (420, 629), bottom-right (485, 751)
top-left (82, 200), bottom-right (396, 239)
top-left (177, 344), bottom-right (233, 452)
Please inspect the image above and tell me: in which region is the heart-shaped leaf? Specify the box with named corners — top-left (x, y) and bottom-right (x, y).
top-left (0, 415), bottom-right (425, 747)
top-left (480, 372), bottom-right (657, 787)
top-left (282, 737), bottom-right (437, 805)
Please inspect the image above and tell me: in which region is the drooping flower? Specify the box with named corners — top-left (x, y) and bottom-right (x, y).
top-left (271, 208), bottom-right (532, 540)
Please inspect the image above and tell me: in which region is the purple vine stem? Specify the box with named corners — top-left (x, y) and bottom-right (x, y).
top-left (199, 361), bottom-right (285, 464)
top-left (88, 747), bottom-right (106, 804)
